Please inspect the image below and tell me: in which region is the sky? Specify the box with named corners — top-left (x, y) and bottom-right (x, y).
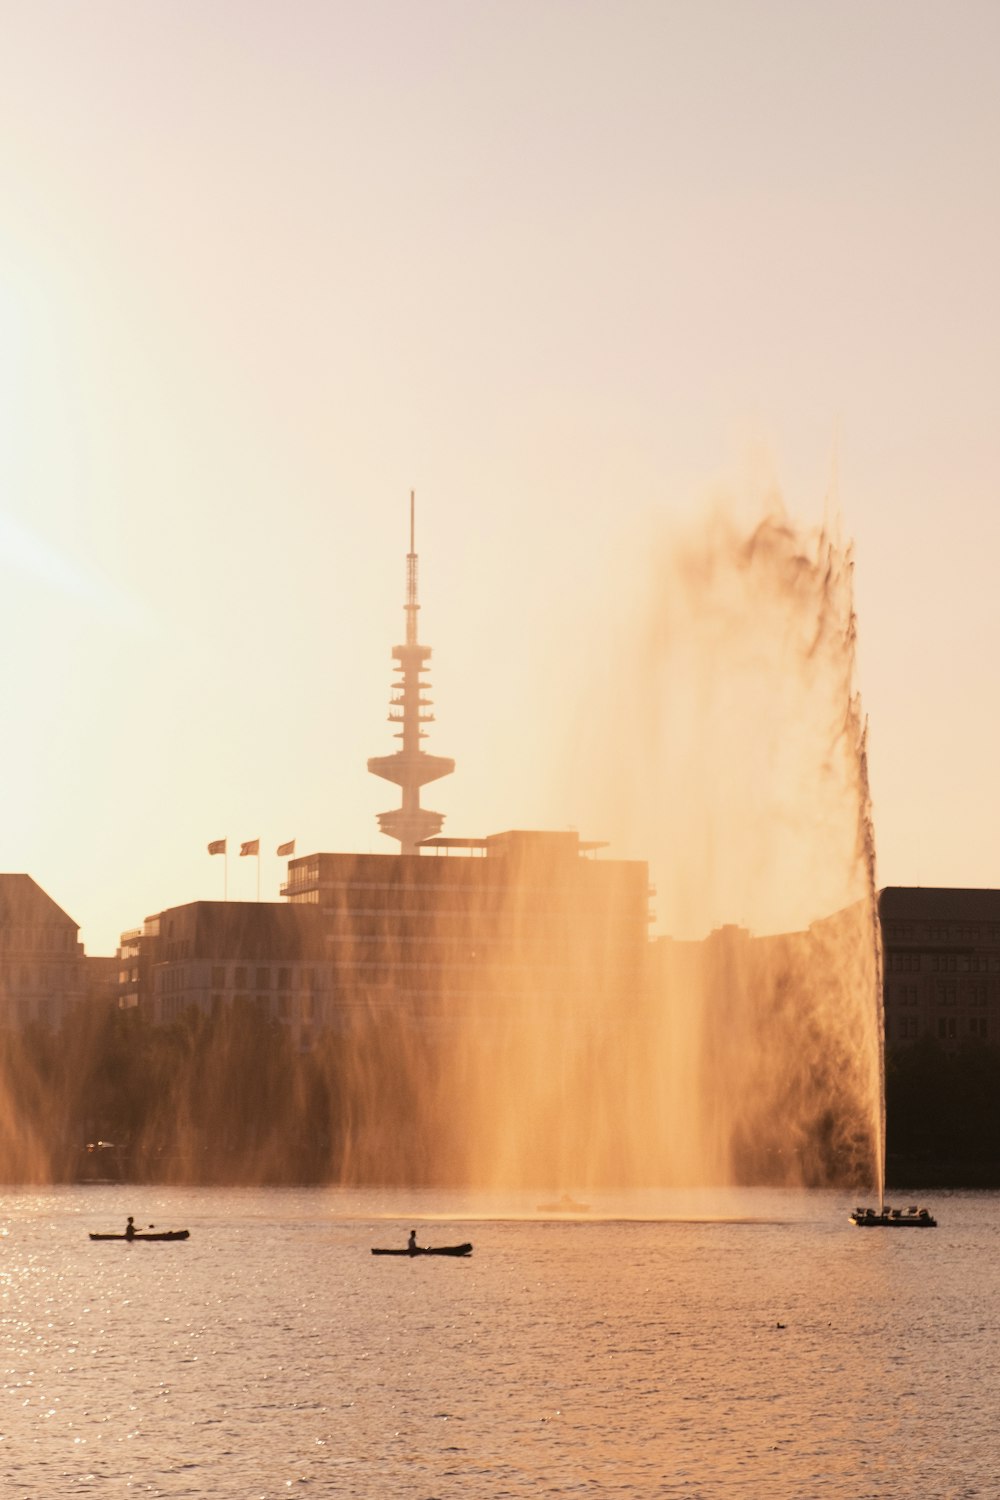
top-left (1, 0), bottom-right (998, 955)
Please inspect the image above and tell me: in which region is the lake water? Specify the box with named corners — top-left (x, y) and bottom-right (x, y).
top-left (1, 1186), bottom-right (996, 1498)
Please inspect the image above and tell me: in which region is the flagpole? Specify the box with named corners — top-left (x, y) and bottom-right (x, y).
top-left (208, 840), bottom-right (229, 898)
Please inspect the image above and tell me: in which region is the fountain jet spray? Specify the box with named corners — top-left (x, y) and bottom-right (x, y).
top-left (367, 492), bottom-right (455, 853)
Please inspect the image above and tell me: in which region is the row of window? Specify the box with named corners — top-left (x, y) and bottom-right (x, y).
top-left (1, 997), bottom-right (60, 1026)
top-left (0, 928), bottom-right (77, 953)
top-left (886, 981), bottom-right (991, 1006)
top-left (887, 1015), bottom-right (990, 1040)
top-left (153, 966), bottom-right (323, 992)
top-left (0, 966), bottom-right (84, 992)
top-left (885, 922), bottom-right (1000, 943)
top-left (209, 966), bottom-right (320, 992)
top-left (886, 952), bottom-right (1000, 974)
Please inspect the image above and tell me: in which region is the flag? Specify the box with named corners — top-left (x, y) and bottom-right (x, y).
top-left (240, 839), bottom-right (260, 857)
top-left (208, 839), bottom-right (227, 856)
top-left (276, 839), bottom-right (296, 857)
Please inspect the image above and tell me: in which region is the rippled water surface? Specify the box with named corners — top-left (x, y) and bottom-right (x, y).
top-left (1, 1186), bottom-right (997, 1497)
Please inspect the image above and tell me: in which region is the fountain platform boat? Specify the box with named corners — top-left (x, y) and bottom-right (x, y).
top-left (850, 1205), bottom-right (937, 1228)
top-left (536, 1194), bottom-right (590, 1214)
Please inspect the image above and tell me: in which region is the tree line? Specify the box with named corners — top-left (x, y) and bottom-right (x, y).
top-left (2, 1000), bottom-right (997, 1187)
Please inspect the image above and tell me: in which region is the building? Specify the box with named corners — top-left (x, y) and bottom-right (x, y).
top-left (116, 901), bottom-right (335, 1047)
top-left (880, 886), bottom-right (1000, 1051)
top-left (116, 507), bottom-right (648, 1043)
top-left (281, 829), bottom-right (650, 1029)
top-left (0, 874), bottom-right (88, 1030)
top-left (115, 831), bottom-right (649, 1071)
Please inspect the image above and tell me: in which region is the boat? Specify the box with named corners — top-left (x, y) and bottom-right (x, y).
top-left (849, 1205), bottom-right (937, 1228)
top-left (536, 1194), bottom-right (590, 1213)
top-left (371, 1242), bottom-right (473, 1257)
top-left (89, 1230), bottom-right (191, 1242)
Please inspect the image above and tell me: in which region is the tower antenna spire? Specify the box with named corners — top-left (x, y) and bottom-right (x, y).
top-left (367, 492), bottom-right (455, 854)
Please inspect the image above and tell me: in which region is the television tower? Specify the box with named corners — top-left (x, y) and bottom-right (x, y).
top-left (367, 492), bottom-right (455, 853)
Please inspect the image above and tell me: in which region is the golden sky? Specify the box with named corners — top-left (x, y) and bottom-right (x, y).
top-left (1, 0), bottom-right (998, 953)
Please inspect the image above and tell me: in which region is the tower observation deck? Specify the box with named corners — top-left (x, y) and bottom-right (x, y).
top-left (367, 493), bottom-right (455, 854)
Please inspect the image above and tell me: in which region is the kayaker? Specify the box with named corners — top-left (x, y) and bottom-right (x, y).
top-left (407, 1229), bottom-right (417, 1255)
top-left (125, 1216), bottom-right (136, 1240)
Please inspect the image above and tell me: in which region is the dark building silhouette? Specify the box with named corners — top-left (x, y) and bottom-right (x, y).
top-left (880, 886), bottom-right (1000, 1052)
top-left (119, 831), bottom-right (650, 1044)
top-left (0, 874), bottom-right (88, 1029)
top-left (281, 829), bottom-right (650, 1029)
top-left (118, 901), bottom-right (333, 1047)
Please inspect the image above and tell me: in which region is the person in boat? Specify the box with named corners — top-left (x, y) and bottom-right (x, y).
top-left (407, 1229), bottom-right (418, 1255)
top-left (125, 1216), bottom-right (136, 1240)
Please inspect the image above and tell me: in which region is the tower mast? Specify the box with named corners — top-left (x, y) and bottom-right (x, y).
top-left (367, 492), bottom-right (455, 853)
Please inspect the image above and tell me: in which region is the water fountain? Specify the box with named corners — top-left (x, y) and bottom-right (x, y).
top-left (0, 495), bottom-right (888, 1203)
top-left (547, 496), bottom-right (887, 1198)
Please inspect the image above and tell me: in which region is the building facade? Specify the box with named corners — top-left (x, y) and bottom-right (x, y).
top-left (880, 886), bottom-right (1000, 1051)
top-left (117, 901), bottom-right (335, 1048)
top-left (115, 832), bottom-right (649, 1056)
top-left (280, 829), bottom-right (650, 1030)
top-left (0, 874), bottom-right (88, 1030)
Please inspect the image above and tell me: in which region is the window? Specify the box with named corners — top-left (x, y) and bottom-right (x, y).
top-left (255, 967), bottom-right (270, 990)
top-left (277, 967), bottom-right (291, 991)
top-left (234, 966), bottom-right (248, 988)
top-left (212, 966), bottom-right (225, 988)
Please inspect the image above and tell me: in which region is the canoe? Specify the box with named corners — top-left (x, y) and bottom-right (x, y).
top-left (89, 1230), bottom-right (191, 1242)
top-left (371, 1242), bottom-right (472, 1257)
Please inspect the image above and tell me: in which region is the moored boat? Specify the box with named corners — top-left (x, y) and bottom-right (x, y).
top-left (371, 1242), bottom-right (472, 1257)
top-left (90, 1230), bottom-right (190, 1241)
top-left (849, 1206), bottom-right (936, 1228)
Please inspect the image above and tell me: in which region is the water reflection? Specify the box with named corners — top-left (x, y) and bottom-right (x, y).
top-left (1, 1187), bottom-right (994, 1498)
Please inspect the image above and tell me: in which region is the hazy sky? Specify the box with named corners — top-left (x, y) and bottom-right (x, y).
top-left (2, 0), bottom-right (998, 954)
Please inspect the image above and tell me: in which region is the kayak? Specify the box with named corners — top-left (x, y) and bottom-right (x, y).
top-left (89, 1230), bottom-right (191, 1242)
top-left (371, 1242), bottom-right (472, 1257)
